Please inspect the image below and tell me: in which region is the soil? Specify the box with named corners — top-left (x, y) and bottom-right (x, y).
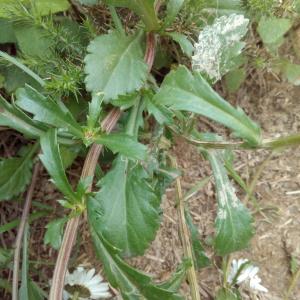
top-left (1, 47), bottom-right (300, 300)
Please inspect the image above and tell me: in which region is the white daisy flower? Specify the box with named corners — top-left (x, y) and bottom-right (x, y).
top-left (63, 266), bottom-right (111, 299)
top-left (192, 14), bottom-right (249, 81)
top-left (227, 258), bottom-right (268, 293)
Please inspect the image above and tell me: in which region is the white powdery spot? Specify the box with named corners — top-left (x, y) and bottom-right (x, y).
top-left (217, 208), bottom-right (227, 220)
top-left (192, 14), bottom-right (249, 81)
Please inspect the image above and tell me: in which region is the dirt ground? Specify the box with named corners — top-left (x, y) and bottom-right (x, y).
top-left (1, 71), bottom-right (300, 300)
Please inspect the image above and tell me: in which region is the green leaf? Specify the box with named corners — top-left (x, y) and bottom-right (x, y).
top-left (87, 93), bottom-right (103, 129)
top-left (225, 68), bottom-right (246, 93)
top-left (14, 24), bottom-right (53, 58)
top-left (103, 0), bottom-right (159, 31)
top-left (164, 0), bottom-right (185, 26)
top-left (88, 204), bottom-right (183, 300)
top-left (16, 85), bottom-right (83, 138)
top-left (185, 209), bottom-right (210, 268)
top-left (153, 66), bottom-right (261, 145)
top-left (0, 18), bottom-right (16, 43)
top-left (78, 0), bottom-right (100, 5)
top-left (279, 61), bottom-right (300, 85)
top-left (0, 147), bottom-right (35, 201)
top-left (0, 94), bottom-right (44, 138)
top-left (0, 247), bottom-right (13, 269)
top-left (39, 129), bottom-right (78, 202)
top-left (91, 156), bottom-right (161, 257)
top-left (84, 31), bottom-right (148, 101)
top-left (95, 133), bottom-right (147, 161)
top-left (216, 288), bottom-right (241, 300)
top-left (44, 217), bottom-right (67, 250)
top-left (257, 17), bottom-right (292, 50)
top-left (33, 0), bottom-right (70, 15)
top-left (19, 225), bottom-right (45, 300)
top-left (145, 94), bottom-right (173, 125)
top-left (157, 259), bottom-right (191, 292)
top-left (0, 50), bottom-right (45, 87)
top-left (166, 32), bottom-right (194, 57)
top-left (205, 150), bottom-right (254, 256)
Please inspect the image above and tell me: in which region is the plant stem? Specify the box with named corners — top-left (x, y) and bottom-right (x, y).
top-left (284, 267), bottom-right (300, 300)
top-left (172, 158), bottom-right (201, 300)
top-left (12, 161), bottom-right (41, 300)
top-left (175, 129), bottom-right (300, 151)
top-left (49, 108), bottom-right (121, 300)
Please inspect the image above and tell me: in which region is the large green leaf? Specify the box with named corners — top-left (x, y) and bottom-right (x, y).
top-left (91, 156), bottom-right (161, 257)
top-left (95, 133), bottom-right (147, 161)
top-left (16, 85), bottom-right (83, 138)
top-left (84, 31), bottom-right (148, 101)
top-left (0, 147), bottom-right (34, 201)
top-left (103, 0), bottom-right (159, 31)
top-left (39, 129), bottom-right (78, 203)
top-left (88, 202), bottom-right (183, 300)
top-left (205, 150), bottom-right (253, 256)
top-left (153, 66), bottom-right (261, 145)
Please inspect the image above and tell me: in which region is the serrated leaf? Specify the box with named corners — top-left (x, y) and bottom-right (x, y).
top-left (164, 0), bottom-right (185, 26)
top-left (14, 24), bottom-right (53, 58)
top-left (205, 150), bottom-right (253, 256)
top-left (91, 156), bottom-right (161, 257)
top-left (44, 218), bottom-right (67, 250)
top-left (16, 85), bottom-right (83, 138)
top-left (0, 148), bottom-right (34, 201)
top-left (88, 203), bottom-right (183, 300)
top-left (185, 210), bottom-right (210, 269)
top-left (39, 129), bottom-right (78, 202)
top-left (257, 17), bottom-right (292, 50)
top-left (103, 0), bottom-right (159, 31)
top-left (95, 133), bottom-right (147, 161)
top-left (84, 31), bottom-right (148, 101)
top-left (167, 32), bottom-right (194, 57)
top-left (153, 65), bottom-right (261, 145)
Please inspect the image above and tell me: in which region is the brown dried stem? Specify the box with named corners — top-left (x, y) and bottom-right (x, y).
top-left (12, 161), bottom-right (41, 300)
top-left (172, 158), bottom-right (201, 300)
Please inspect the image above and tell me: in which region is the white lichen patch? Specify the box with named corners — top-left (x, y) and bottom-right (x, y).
top-left (192, 14), bottom-right (249, 81)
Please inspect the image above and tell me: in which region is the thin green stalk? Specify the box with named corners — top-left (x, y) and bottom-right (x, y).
top-left (172, 157), bottom-right (201, 300)
top-left (126, 98), bottom-right (141, 136)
